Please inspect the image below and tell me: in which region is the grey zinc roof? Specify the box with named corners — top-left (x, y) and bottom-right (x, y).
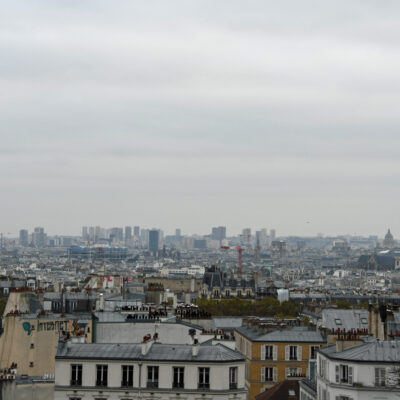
top-left (236, 327), bottom-right (326, 343)
top-left (56, 342), bottom-right (244, 363)
top-left (320, 340), bottom-right (400, 363)
top-left (213, 317), bottom-right (243, 330)
top-left (320, 309), bottom-right (369, 331)
top-left (94, 312), bottom-right (126, 322)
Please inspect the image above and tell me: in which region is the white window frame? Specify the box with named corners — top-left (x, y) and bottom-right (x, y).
top-left (375, 367), bottom-right (386, 387)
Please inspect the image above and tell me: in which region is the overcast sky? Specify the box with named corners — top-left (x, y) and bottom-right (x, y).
top-left (1, 0), bottom-right (400, 237)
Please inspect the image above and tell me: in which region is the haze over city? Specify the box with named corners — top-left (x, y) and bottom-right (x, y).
top-left (2, 1), bottom-right (400, 235)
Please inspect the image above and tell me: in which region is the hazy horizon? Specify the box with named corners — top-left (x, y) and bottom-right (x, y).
top-left (1, 1), bottom-right (400, 237)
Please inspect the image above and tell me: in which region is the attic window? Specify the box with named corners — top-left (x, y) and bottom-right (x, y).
top-left (361, 318), bottom-right (367, 324)
top-left (335, 319), bottom-right (342, 325)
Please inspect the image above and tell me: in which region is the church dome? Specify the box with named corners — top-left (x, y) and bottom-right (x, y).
top-left (385, 229), bottom-right (394, 240)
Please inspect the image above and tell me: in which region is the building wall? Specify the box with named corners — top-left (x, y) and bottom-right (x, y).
top-left (0, 316), bottom-right (92, 376)
top-left (317, 352), bottom-right (400, 400)
top-left (236, 332), bottom-right (324, 400)
top-left (55, 359), bottom-right (246, 400)
top-left (144, 277), bottom-right (202, 293)
top-left (1, 381), bottom-right (54, 400)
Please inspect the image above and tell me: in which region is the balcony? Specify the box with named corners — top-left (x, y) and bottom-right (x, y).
top-left (198, 383), bottom-right (210, 390)
top-left (147, 381), bottom-right (159, 388)
top-left (230, 383), bottom-right (238, 389)
top-left (70, 380), bottom-right (82, 386)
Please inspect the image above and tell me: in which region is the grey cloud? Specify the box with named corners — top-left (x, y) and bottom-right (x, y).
top-left (1, 1), bottom-right (400, 235)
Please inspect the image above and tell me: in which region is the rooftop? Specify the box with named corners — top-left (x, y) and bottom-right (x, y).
top-left (56, 342), bottom-right (245, 363)
top-left (320, 340), bottom-right (400, 363)
top-left (235, 326), bottom-right (326, 343)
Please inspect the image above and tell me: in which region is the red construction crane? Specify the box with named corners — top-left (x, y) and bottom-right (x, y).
top-left (220, 245), bottom-right (244, 274)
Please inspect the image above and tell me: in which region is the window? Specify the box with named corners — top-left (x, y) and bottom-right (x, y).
top-left (96, 365), bottom-right (108, 387)
top-left (310, 346), bottom-right (319, 360)
top-left (286, 345), bottom-right (301, 361)
top-left (71, 364), bottom-right (82, 386)
top-left (229, 367), bottom-right (238, 389)
top-left (319, 357), bottom-right (329, 380)
top-left (335, 364), bottom-right (353, 385)
top-left (335, 319), bottom-right (342, 325)
top-left (319, 357), bottom-right (324, 377)
top-left (264, 346), bottom-right (273, 360)
top-left (261, 367), bottom-right (275, 382)
top-left (173, 367), bottom-right (184, 389)
top-left (29, 362), bottom-right (34, 367)
top-left (147, 366), bottom-right (159, 388)
top-left (198, 367), bottom-right (210, 389)
top-left (30, 343), bottom-right (34, 349)
top-left (361, 318), bottom-right (367, 324)
top-left (375, 367), bottom-right (386, 387)
top-left (289, 346), bottom-right (297, 360)
top-left (336, 397), bottom-right (352, 400)
top-left (237, 290), bottom-right (242, 297)
top-left (121, 365), bottom-right (134, 387)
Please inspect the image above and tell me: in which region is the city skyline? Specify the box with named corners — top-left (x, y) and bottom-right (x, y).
top-left (3, 224), bottom-right (394, 239)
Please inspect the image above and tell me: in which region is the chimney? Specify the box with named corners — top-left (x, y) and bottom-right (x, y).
top-left (99, 293), bottom-right (105, 311)
top-left (141, 335), bottom-right (153, 355)
top-left (335, 331), bottom-right (363, 352)
top-left (368, 303), bottom-right (374, 336)
top-left (192, 338), bottom-right (199, 357)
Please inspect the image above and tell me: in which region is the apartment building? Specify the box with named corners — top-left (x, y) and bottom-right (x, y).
top-left (235, 322), bottom-right (326, 399)
top-left (315, 339), bottom-right (400, 400)
top-left (54, 339), bottom-right (247, 400)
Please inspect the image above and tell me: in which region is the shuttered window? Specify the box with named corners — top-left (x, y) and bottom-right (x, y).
top-left (375, 368), bottom-right (386, 387)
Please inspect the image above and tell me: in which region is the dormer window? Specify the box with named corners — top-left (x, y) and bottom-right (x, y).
top-left (335, 319), bottom-right (342, 325)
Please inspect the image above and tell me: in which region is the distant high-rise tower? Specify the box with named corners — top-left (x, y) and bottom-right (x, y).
top-left (125, 226), bottom-right (132, 241)
top-left (242, 228), bottom-right (251, 247)
top-left (82, 226), bottom-right (88, 241)
top-left (134, 226), bottom-right (140, 237)
top-left (149, 230), bottom-right (159, 254)
top-left (270, 229), bottom-right (276, 241)
top-left (19, 229), bottom-right (29, 247)
top-left (110, 227), bottom-right (123, 242)
top-left (175, 228), bottom-right (182, 237)
top-left (211, 226), bottom-right (226, 242)
top-left (32, 227), bottom-right (46, 247)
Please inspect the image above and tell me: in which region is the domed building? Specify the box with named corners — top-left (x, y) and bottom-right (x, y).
top-left (383, 228), bottom-right (395, 249)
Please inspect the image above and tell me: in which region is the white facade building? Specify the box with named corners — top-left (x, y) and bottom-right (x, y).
top-left (315, 339), bottom-right (400, 400)
top-left (54, 339), bottom-right (247, 400)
